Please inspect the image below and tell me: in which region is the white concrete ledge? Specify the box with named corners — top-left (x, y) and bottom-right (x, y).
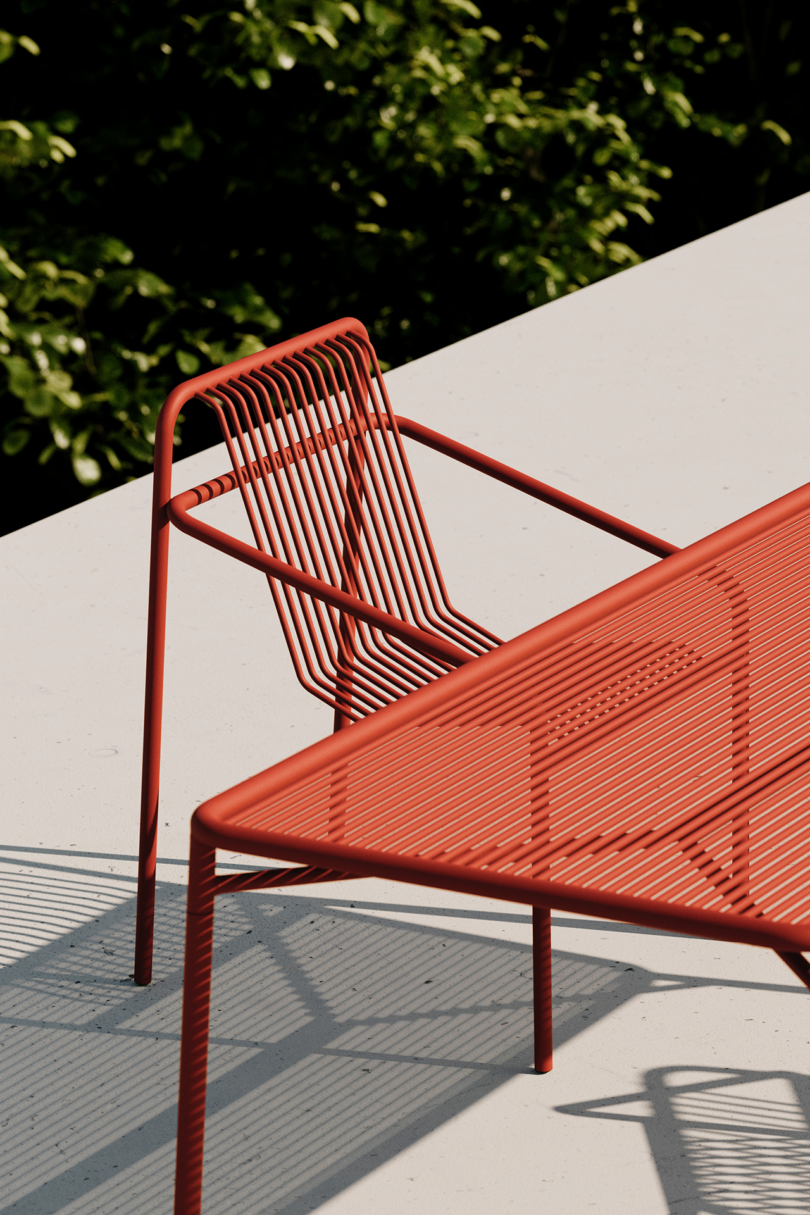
top-left (2, 192), bottom-right (809, 1213)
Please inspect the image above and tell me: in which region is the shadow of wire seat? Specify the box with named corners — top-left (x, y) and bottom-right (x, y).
top-left (174, 461), bottom-right (810, 1212)
top-left (557, 1066), bottom-right (810, 1214)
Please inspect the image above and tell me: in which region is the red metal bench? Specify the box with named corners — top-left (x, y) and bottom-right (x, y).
top-left (172, 471), bottom-right (810, 1213)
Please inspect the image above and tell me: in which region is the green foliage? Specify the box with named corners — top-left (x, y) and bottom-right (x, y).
top-left (0, 216), bottom-right (282, 483)
top-left (1, 1), bottom-right (808, 515)
top-left (0, 26), bottom-right (282, 489)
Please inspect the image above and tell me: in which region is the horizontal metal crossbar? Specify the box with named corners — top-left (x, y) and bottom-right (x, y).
top-left (212, 865), bottom-right (354, 895)
top-left (193, 478), bottom-right (810, 954)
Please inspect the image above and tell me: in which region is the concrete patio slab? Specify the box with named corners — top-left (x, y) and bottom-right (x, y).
top-left (2, 191), bottom-right (810, 1213)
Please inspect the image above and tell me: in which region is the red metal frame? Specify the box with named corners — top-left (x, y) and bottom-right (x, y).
top-left (185, 474), bottom-right (810, 953)
top-left (134, 317), bottom-right (691, 1211)
top-left (172, 475), bottom-right (810, 1213)
top-left (136, 318), bottom-right (675, 987)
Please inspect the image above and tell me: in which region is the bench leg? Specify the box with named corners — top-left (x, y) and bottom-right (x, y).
top-left (175, 839), bottom-right (216, 1215)
top-left (533, 906), bottom-right (553, 1073)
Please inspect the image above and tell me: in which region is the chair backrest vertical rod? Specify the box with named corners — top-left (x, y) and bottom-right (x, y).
top-left (185, 325), bottom-right (500, 722)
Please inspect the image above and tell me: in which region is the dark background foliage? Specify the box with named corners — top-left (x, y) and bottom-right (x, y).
top-left (1, 0), bottom-right (807, 533)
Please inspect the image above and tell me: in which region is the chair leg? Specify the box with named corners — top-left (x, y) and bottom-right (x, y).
top-left (533, 906), bottom-right (553, 1073)
top-left (175, 839), bottom-right (217, 1215)
top-left (134, 811), bottom-right (157, 986)
top-left (135, 505), bottom-right (172, 986)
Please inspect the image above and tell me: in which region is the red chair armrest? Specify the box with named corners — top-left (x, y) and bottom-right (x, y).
top-left (394, 415), bottom-right (679, 560)
top-left (166, 489), bottom-right (474, 670)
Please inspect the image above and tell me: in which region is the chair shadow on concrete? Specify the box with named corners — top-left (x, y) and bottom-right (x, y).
top-left (0, 853), bottom-right (806, 1214)
top-left (557, 1066), bottom-right (810, 1214)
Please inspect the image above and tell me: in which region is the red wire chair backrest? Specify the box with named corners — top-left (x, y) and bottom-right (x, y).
top-left (194, 326), bottom-right (498, 721)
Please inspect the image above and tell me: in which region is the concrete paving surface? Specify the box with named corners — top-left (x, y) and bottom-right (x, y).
top-left (3, 192), bottom-right (810, 1213)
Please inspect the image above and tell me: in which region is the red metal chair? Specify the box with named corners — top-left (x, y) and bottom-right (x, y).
top-left (172, 475), bottom-right (810, 1214)
top-left (135, 318), bottom-right (675, 1043)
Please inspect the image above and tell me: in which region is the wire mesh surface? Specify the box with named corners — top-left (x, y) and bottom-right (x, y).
top-left (197, 487), bottom-right (810, 950)
top-left (193, 329), bottom-right (498, 720)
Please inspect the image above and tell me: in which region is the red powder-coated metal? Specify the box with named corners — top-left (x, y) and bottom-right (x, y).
top-left (137, 318), bottom-right (673, 983)
top-left (189, 479), bottom-right (810, 954)
top-left (132, 318), bottom-right (696, 1212)
top-left (533, 907), bottom-right (553, 1073)
top-left (173, 470), bottom-right (810, 1213)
